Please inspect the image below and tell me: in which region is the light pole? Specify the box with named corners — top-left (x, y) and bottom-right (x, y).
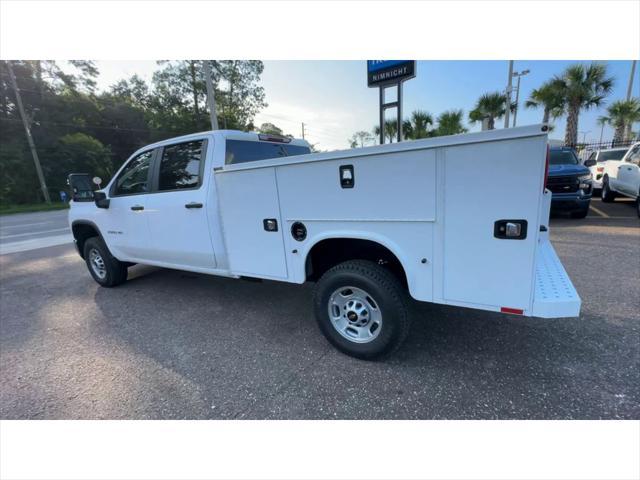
top-left (504, 61), bottom-right (514, 128)
top-left (579, 130), bottom-right (591, 144)
top-left (512, 69), bottom-right (530, 128)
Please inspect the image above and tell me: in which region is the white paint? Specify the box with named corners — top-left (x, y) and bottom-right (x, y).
top-left (0, 234), bottom-right (73, 255)
top-left (0, 227), bottom-right (70, 240)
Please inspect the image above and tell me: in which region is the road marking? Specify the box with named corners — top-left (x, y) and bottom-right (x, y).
top-left (0, 234), bottom-right (73, 255)
top-left (589, 205), bottom-right (610, 218)
top-left (0, 221), bottom-right (58, 229)
top-left (0, 228), bottom-right (70, 240)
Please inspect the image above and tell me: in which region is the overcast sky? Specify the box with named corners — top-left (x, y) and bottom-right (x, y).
top-left (88, 60), bottom-right (639, 151)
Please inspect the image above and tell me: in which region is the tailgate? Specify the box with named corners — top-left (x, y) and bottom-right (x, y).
top-left (532, 239), bottom-right (581, 318)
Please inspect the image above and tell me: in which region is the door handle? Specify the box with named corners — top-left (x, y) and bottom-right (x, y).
top-left (131, 205), bottom-right (144, 211)
top-left (185, 202), bottom-right (203, 209)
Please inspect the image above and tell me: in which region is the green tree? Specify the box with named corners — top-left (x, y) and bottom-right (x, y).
top-left (605, 98), bottom-right (640, 143)
top-left (554, 62), bottom-right (614, 146)
top-left (435, 110), bottom-right (467, 136)
top-left (349, 130), bottom-right (374, 148)
top-left (373, 119), bottom-right (399, 143)
top-left (402, 110), bottom-right (433, 139)
top-left (525, 79), bottom-right (565, 125)
top-left (258, 122), bottom-right (283, 135)
top-left (469, 92), bottom-right (509, 130)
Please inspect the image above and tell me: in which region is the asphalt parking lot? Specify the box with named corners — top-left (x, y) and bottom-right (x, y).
top-left (0, 198), bottom-right (638, 419)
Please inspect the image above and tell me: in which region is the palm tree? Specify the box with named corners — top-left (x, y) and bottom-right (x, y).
top-left (597, 115), bottom-right (610, 144)
top-left (349, 130), bottom-right (374, 148)
top-left (435, 110), bottom-right (467, 136)
top-left (554, 62), bottom-right (614, 146)
top-left (469, 92), bottom-right (509, 130)
top-left (402, 110), bottom-right (433, 139)
top-left (606, 98), bottom-right (640, 143)
top-left (373, 119), bottom-right (399, 143)
top-left (525, 79), bottom-right (565, 125)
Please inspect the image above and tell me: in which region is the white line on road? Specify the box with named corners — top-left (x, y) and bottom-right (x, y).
top-left (0, 221), bottom-right (58, 230)
top-left (0, 228), bottom-right (70, 240)
top-left (0, 234), bottom-right (74, 255)
top-left (589, 205), bottom-right (610, 218)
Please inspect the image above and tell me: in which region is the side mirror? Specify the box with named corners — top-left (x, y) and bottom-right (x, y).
top-left (584, 159), bottom-right (596, 167)
top-left (94, 191), bottom-right (110, 209)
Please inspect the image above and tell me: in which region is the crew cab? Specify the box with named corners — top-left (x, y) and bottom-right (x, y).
top-left (583, 146), bottom-right (629, 190)
top-left (546, 147), bottom-right (593, 218)
top-left (68, 126), bottom-right (581, 359)
top-left (601, 141), bottom-right (640, 217)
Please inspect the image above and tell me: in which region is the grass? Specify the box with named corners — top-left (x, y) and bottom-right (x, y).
top-left (0, 202), bottom-right (70, 216)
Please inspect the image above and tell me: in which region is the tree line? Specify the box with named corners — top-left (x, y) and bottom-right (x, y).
top-left (350, 62), bottom-right (639, 148)
top-left (0, 60), bottom-right (269, 205)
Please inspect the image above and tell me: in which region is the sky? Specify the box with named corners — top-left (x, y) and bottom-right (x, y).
top-left (89, 60), bottom-right (639, 151)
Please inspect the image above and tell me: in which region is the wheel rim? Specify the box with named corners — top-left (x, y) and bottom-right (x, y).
top-left (89, 248), bottom-right (107, 279)
top-left (328, 286), bottom-right (382, 343)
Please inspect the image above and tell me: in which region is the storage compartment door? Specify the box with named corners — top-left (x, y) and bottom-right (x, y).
top-left (215, 168), bottom-right (288, 280)
top-left (441, 137), bottom-right (546, 312)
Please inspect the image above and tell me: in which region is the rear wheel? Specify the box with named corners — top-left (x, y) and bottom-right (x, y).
top-left (83, 236), bottom-right (128, 287)
top-left (313, 260), bottom-right (411, 360)
top-left (601, 177), bottom-right (616, 203)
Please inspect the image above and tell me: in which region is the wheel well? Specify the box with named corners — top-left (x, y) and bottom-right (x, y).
top-left (72, 222), bottom-right (100, 258)
top-left (305, 238), bottom-right (408, 287)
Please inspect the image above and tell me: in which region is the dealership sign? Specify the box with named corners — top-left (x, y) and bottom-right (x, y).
top-left (367, 60), bottom-right (416, 87)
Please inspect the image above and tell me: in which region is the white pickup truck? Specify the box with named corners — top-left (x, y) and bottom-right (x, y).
top-left (68, 125), bottom-right (581, 359)
top-left (600, 141), bottom-right (640, 217)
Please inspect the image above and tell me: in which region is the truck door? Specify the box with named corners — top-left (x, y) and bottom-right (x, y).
top-left (617, 148), bottom-right (640, 195)
top-left (102, 149), bottom-right (154, 261)
top-left (144, 139), bottom-right (217, 268)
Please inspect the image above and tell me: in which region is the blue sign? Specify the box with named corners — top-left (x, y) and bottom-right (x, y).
top-left (367, 60), bottom-right (416, 87)
top-left (367, 60), bottom-right (410, 73)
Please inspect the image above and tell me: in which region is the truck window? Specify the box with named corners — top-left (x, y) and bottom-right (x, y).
top-left (597, 150), bottom-right (626, 162)
top-left (158, 140), bottom-right (204, 191)
top-left (225, 140), bottom-right (311, 165)
top-left (113, 150), bottom-right (153, 196)
top-left (549, 149), bottom-right (579, 165)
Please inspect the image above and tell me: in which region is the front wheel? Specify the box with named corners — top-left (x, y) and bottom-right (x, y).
top-left (570, 206), bottom-right (589, 219)
top-left (636, 195), bottom-right (640, 218)
top-left (83, 236), bottom-right (128, 287)
top-left (313, 260), bottom-right (411, 360)
top-left (601, 178), bottom-right (616, 203)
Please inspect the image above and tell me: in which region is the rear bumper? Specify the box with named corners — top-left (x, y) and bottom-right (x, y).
top-left (532, 240), bottom-right (581, 318)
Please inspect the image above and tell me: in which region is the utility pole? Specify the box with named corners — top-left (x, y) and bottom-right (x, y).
top-left (301, 122), bottom-right (306, 139)
top-left (504, 60), bottom-right (514, 129)
top-left (626, 60), bottom-right (637, 101)
top-left (7, 61), bottom-right (50, 203)
top-left (203, 61), bottom-right (219, 130)
top-left (512, 69), bottom-right (530, 127)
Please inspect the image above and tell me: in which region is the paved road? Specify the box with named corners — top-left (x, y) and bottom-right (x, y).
top-left (0, 199), bottom-right (638, 419)
top-left (0, 209), bottom-right (71, 255)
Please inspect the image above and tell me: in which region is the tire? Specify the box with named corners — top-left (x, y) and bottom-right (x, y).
top-left (636, 195), bottom-right (640, 218)
top-left (601, 178), bottom-right (616, 203)
top-left (83, 236), bottom-right (128, 287)
top-left (570, 206), bottom-right (589, 219)
top-left (313, 260), bottom-right (411, 360)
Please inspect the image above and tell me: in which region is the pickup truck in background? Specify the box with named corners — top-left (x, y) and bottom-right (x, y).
top-left (68, 125), bottom-right (581, 359)
top-left (601, 141), bottom-right (640, 217)
top-left (546, 146), bottom-right (593, 219)
top-left (583, 146), bottom-right (629, 190)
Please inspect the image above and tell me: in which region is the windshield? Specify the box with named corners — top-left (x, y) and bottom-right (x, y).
top-left (597, 150), bottom-right (626, 162)
top-left (549, 150), bottom-right (579, 165)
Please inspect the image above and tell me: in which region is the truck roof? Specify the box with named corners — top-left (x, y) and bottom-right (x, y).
top-left (132, 129), bottom-right (310, 156)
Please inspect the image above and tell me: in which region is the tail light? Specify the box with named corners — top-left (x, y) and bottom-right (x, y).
top-left (544, 145), bottom-right (550, 192)
top-left (597, 167), bottom-right (604, 173)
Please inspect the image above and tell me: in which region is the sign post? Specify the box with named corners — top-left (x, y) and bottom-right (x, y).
top-left (367, 60), bottom-right (416, 144)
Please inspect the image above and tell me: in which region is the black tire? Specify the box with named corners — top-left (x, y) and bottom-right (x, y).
top-left (636, 195), bottom-right (640, 218)
top-left (83, 236), bottom-right (128, 287)
top-left (312, 260), bottom-right (411, 360)
top-left (570, 207), bottom-right (589, 219)
top-left (601, 178), bottom-right (616, 203)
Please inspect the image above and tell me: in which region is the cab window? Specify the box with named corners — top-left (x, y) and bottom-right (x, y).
top-left (158, 140), bottom-right (204, 191)
top-left (113, 150), bottom-right (153, 196)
